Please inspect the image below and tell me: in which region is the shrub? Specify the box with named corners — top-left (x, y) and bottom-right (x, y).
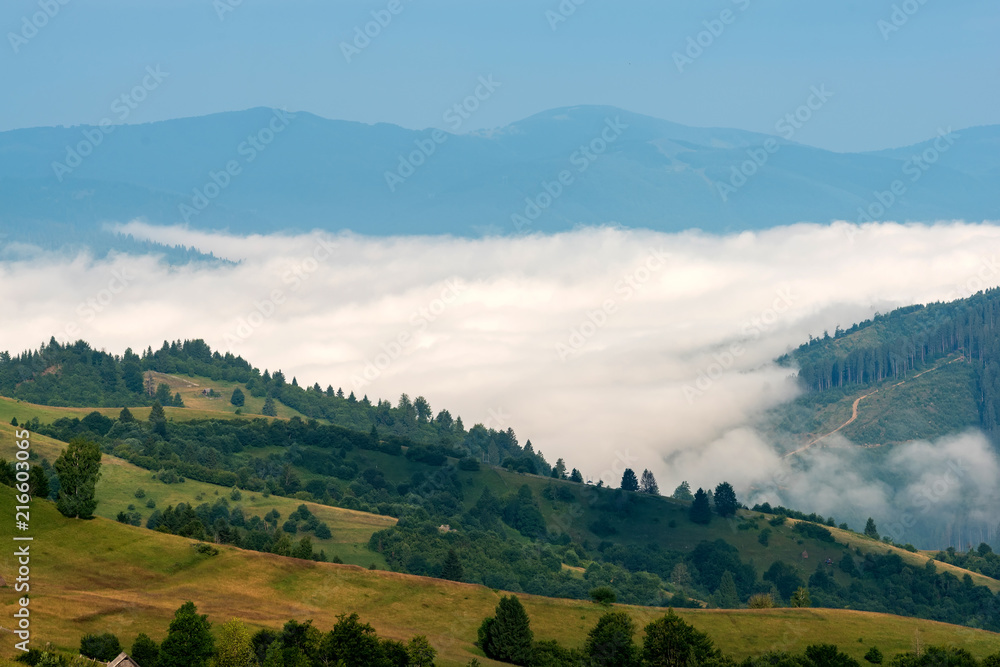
top-left (80, 633), bottom-right (122, 661)
top-left (589, 586), bottom-right (617, 605)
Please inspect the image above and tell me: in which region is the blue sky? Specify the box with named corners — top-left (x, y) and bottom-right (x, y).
top-left (2, 0), bottom-right (998, 152)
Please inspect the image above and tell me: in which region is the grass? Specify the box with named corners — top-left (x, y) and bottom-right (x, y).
top-left (1, 487), bottom-right (998, 667)
top-left (0, 421), bottom-right (395, 567)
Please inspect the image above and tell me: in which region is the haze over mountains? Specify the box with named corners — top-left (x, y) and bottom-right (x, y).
top-left (1, 105), bottom-right (998, 252)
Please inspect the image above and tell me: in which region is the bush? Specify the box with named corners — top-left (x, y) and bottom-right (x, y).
top-left (134, 488), bottom-right (146, 499)
top-left (793, 521), bottom-right (835, 543)
top-left (458, 457), bottom-right (480, 471)
top-left (80, 633), bottom-right (122, 661)
top-left (590, 586), bottom-right (617, 605)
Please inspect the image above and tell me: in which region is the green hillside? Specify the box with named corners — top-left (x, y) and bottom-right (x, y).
top-left (3, 339), bottom-right (1000, 639)
top-left (778, 287), bottom-right (1000, 444)
top-left (2, 486), bottom-right (999, 666)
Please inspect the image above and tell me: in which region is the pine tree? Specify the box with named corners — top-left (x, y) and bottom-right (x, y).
top-left (713, 481), bottom-right (738, 517)
top-left (119, 407), bottom-right (135, 422)
top-left (54, 437), bottom-right (102, 519)
top-left (672, 481), bottom-right (694, 501)
top-left (230, 388), bottom-right (245, 407)
top-left (481, 595), bottom-right (533, 665)
top-left (158, 602), bottom-right (214, 667)
top-left (714, 571), bottom-right (740, 609)
top-left (149, 400), bottom-right (168, 437)
top-left (620, 468), bottom-right (639, 492)
top-left (441, 549), bottom-right (464, 582)
top-left (554, 458), bottom-right (568, 479)
top-left (261, 397), bottom-right (278, 417)
top-left (570, 468), bottom-right (584, 483)
top-left (864, 517), bottom-right (880, 539)
top-left (689, 488), bottom-right (712, 525)
top-left (639, 469), bottom-right (659, 495)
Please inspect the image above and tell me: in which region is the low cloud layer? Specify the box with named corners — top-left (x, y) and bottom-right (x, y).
top-left (2, 220), bottom-right (999, 547)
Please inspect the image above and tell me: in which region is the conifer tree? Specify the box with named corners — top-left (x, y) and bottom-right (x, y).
top-left (640, 469), bottom-right (659, 495)
top-left (479, 595), bottom-right (533, 665)
top-left (689, 488), bottom-right (712, 525)
top-left (714, 571), bottom-right (740, 609)
top-left (441, 548), bottom-right (464, 582)
top-left (864, 517), bottom-right (880, 540)
top-left (620, 468), bottom-right (639, 492)
top-left (672, 481), bottom-right (694, 501)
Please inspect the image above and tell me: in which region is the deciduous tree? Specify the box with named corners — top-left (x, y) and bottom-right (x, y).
top-left (54, 436), bottom-right (102, 518)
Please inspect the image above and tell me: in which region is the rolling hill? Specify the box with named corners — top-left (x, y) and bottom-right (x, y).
top-left (1, 485), bottom-right (998, 666)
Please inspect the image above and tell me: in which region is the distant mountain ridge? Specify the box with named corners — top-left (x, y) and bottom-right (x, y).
top-left (1, 105), bottom-right (998, 250)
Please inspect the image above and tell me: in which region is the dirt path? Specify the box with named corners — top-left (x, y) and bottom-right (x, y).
top-left (783, 355), bottom-right (963, 459)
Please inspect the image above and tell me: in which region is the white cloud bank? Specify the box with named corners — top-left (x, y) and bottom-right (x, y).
top-left (2, 220), bottom-right (999, 546)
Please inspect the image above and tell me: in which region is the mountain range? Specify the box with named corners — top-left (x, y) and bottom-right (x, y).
top-left (1, 105), bottom-right (999, 252)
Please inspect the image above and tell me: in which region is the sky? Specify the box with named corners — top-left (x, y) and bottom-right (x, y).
top-left (2, 0), bottom-right (999, 152)
top-left (3, 220), bottom-right (1000, 547)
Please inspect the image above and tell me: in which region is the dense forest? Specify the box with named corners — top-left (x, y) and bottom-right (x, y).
top-left (0, 338), bottom-right (547, 467)
top-left (782, 288), bottom-right (1000, 438)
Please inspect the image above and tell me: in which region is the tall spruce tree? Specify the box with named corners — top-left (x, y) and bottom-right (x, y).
top-left (714, 571), bottom-right (740, 609)
top-left (620, 468), bottom-right (639, 492)
top-left (639, 469), bottom-right (659, 495)
top-left (689, 488), bottom-right (712, 525)
top-left (148, 400), bottom-right (167, 437)
top-left (480, 595), bottom-right (533, 666)
top-left (441, 549), bottom-right (464, 582)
